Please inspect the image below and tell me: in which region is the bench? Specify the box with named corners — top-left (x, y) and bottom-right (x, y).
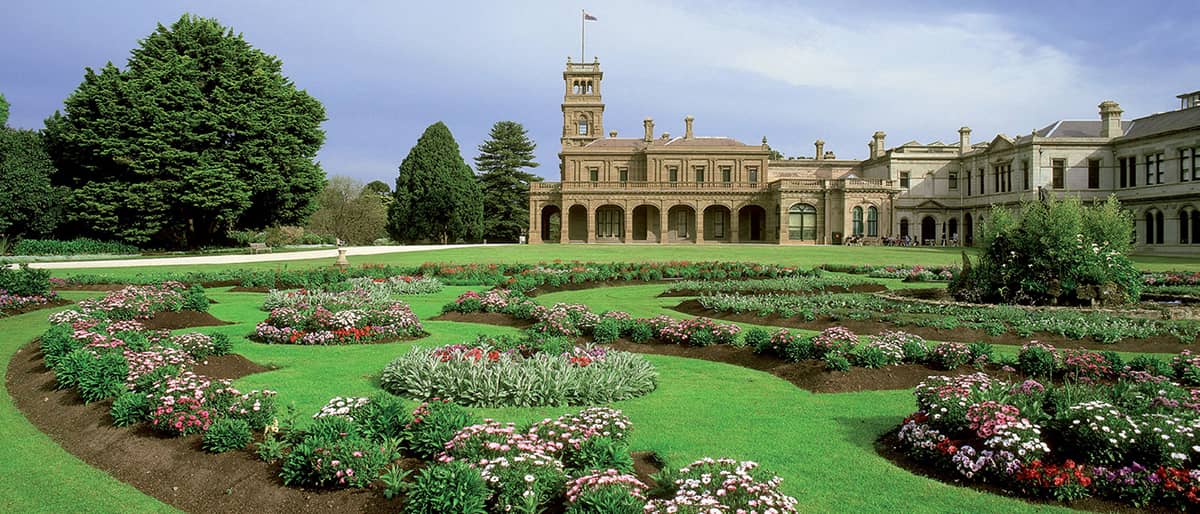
top-left (249, 242), bottom-right (272, 254)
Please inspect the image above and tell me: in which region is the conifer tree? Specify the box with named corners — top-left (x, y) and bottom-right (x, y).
top-left (0, 92), bottom-right (9, 127)
top-left (475, 121), bottom-right (540, 242)
top-left (43, 14), bottom-right (326, 248)
top-left (387, 122), bottom-right (483, 243)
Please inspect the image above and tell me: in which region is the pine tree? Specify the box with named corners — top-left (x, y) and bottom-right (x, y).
top-left (43, 14), bottom-right (326, 249)
top-left (387, 122), bottom-right (483, 243)
top-left (475, 121), bottom-right (540, 242)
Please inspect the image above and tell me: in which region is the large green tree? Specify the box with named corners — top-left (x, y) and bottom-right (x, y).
top-left (43, 14), bottom-right (327, 249)
top-left (387, 122), bottom-right (483, 243)
top-left (0, 92), bottom-right (9, 126)
top-left (307, 175), bottom-right (388, 245)
top-left (475, 121), bottom-right (540, 242)
top-left (0, 128), bottom-right (66, 253)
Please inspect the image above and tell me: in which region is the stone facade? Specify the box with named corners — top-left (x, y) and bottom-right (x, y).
top-left (529, 60), bottom-right (1200, 255)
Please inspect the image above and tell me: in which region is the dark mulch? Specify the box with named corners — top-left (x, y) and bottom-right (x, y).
top-left (431, 311), bottom-right (534, 329)
top-left (6, 340), bottom-right (399, 513)
top-left (658, 283), bottom-right (887, 298)
top-left (608, 339), bottom-right (996, 394)
top-left (672, 299), bottom-right (1196, 352)
top-left (632, 451), bottom-right (663, 486)
top-left (229, 286), bottom-right (273, 293)
top-left (1, 298), bottom-right (73, 316)
top-left (192, 353), bottom-right (275, 377)
top-left (140, 310), bottom-right (233, 331)
top-left (874, 429), bottom-right (1169, 514)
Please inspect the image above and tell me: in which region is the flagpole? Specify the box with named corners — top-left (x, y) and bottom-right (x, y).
top-left (581, 9), bottom-right (585, 62)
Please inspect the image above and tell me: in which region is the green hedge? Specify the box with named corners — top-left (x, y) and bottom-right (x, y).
top-left (13, 238), bottom-right (139, 256)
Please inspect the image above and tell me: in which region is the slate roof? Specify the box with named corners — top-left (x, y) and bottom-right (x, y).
top-left (1034, 120), bottom-right (1134, 138)
top-left (1123, 107), bottom-right (1200, 140)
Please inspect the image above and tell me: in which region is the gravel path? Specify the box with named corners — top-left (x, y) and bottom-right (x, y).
top-left (20, 244), bottom-right (508, 269)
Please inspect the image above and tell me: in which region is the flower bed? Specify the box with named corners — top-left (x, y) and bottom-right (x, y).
top-left (255, 288), bottom-right (423, 345)
top-left (818, 263), bottom-right (960, 282)
top-left (697, 292), bottom-right (1200, 343)
top-left (72, 282), bottom-right (209, 320)
top-left (891, 368), bottom-right (1200, 509)
top-left (661, 274), bottom-right (882, 296)
top-left (379, 338), bottom-right (657, 407)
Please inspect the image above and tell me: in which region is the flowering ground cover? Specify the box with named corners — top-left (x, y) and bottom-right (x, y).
top-left (254, 287), bottom-right (424, 344)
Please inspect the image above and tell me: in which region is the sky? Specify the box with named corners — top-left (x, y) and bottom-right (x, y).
top-left (3, 0), bottom-right (1199, 184)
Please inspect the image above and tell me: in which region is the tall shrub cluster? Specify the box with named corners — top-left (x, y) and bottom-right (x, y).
top-left (950, 195), bottom-right (1140, 305)
top-left (42, 14), bottom-right (327, 249)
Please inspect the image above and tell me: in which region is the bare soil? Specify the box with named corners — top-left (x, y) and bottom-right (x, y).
top-left (229, 286), bottom-right (273, 293)
top-left (672, 299), bottom-right (1195, 353)
top-left (141, 310), bottom-right (233, 331)
top-left (431, 311), bottom-right (534, 328)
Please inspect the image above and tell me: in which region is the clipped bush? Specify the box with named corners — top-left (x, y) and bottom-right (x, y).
top-left (13, 238), bottom-right (139, 256)
top-left (203, 418), bottom-right (252, 453)
top-left (403, 461), bottom-right (489, 514)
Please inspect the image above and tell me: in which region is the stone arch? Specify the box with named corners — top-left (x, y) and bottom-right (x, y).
top-left (964, 213), bottom-right (974, 246)
top-left (631, 204), bottom-right (661, 242)
top-left (920, 215), bottom-right (937, 244)
top-left (851, 206), bottom-right (864, 236)
top-left (666, 205), bottom-right (697, 242)
top-left (899, 218), bottom-right (910, 239)
top-left (1180, 206), bottom-right (1200, 245)
top-left (738, 205), bottom-right (768, 242)
top-left (1145, 208), bottom-right (1164, 245)
top-left (703, 205), bottom-right (733, 242)
top-left (567, 204), bottom-right (588, 242)
top-left (540, 205), bottom-right (561, 242)
top-left (787, 203), bottom-right (817, 241)
top-left (947, 217), bottom-right (959, 243)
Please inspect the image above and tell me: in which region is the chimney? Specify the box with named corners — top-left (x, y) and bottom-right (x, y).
top-left (643, 118), bottom-right (654, 142)
top-left (814, 139), bottom-right (825, 161)
top-left (824, 150), bottom-right (836, 160)
top-left (872, 131), bottom-right (886, 159)
top-left (609, 130), bottom-right (617, 138)
top-left (958, 127), bottom-right (971, 154)
top-left (1099, 101), bottom-right (1123, 138)
top-left (684, 115), bottom-right (695, 139)
top-left (661, 132), bottom-right (670, 140)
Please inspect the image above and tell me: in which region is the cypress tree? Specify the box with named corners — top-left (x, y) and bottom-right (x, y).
top-left (475, 121), bottom-right (540, 242)
top-left (43, 14), bottom-right (326, 249)
top-left (387, 122), bottom-right (483, 243)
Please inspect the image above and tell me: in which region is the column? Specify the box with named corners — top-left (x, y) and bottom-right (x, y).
top-left (529, 205), bottom-right (541, 244)
top-left (559, 203), bottom-right (570, 244)
top-left (730, 208), bottom-right (740, 243)
top-left (585, 205), bottom-right (594, 243)
top-left (695, 206), bottom-right (704, 244)
top-left (659, 206), bottom-right (670, 244)
top-left (778, 202), bottom-right (788, 243)
top-left (623, 206), bottom-right (633, 243)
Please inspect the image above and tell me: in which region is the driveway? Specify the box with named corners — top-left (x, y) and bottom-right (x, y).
top-left (21, 244), bottom-right (510, 269)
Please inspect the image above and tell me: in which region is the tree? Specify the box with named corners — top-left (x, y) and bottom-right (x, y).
top-left (307, 176), bottom-right (388, 245)
top-left (43, 14), bottom-right (327, 249)
top-left (0, 92), bottom-right (9, 127)
top-left (766, 145), bottom-right (784, 160)
top-left (0, 128), bottom-right (66, 253)
top-left (387, 122), bottom-right (483, 243)
top-left (475, 121), bottom-right (540, 242)
top-left (364, 180), bottom-right (391, 196)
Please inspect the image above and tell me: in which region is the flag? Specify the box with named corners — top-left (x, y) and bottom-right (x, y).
top-left (583, 11), bottom-right (597, 21)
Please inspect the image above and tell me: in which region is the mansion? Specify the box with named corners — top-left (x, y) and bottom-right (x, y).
top-left (527, 58), bottom-right (1200, 254)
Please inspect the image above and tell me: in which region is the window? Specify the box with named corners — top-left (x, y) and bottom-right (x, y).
top-left (1183, 208), bottom-right (1193, 244)
top-left (719, 166), bottom-right (732, 183)
top-left (618, 167), bottom-right (628, 182)
top-left (1088, 159), bottom-right (1100, 189)
top-left (788, 204), bottom-right (817, 240)
top-left (668, 166), bottom-right (678, 183)
top-left (1156, 153), bottom-right (1164, 184)
top-left (1193, 148), bottom-right (1200, 181)
top-left (747, 167), bottom-right (759, 184)
top-left (588, 167), bottom-right (599, 182)
top-left (714, 211), bottom-right (725, 238)
top-left (948, 171), bottom-right (958, 190)
top-left (595, 207), bottom-right (623, 238)
top-left (1120, 156), bottom-right (1137, 187)
top-left (966, 170), bottom-right (972, 196)
top-left (577, 116), bottom-right (589, 136)
top-left (1022, 159), bottom-right (1030, 190)
top-left (1182, 149), bottom-right (1191, 182)
top-left (694, 166), bottom-right (705, 183)
top-left (1146, 210), bottom-right (1164, 244)
top-left (1119, 157), bottom-right (1128, 188)
top-left (993, 166), bottom-right (1000, 193)
top-left (1185, 209), bottom-right (1200, 244)
top-left (978, 168), bottom-right (984, 193)
top-left (675, 210), bottom-right (689, 238)
top-left (899, 172), bottom-right (910, 189)
top-left (852, 206), bottom-right (864, 236)
top-left (1052, 159), bottom-right (1065, 189)
top-left (867, 206), bottom-right (878, 236)
top-left (1006, 164), bottom-right (1013, 192)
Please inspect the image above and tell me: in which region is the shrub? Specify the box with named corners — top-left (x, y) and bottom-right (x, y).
top-left (755, 328), bottom-right (793, 358)
top-left (53, 348), bottom-right (95, 390)
top-left (0, 264), bottom-right (53, 297)
top-left (110, 391), bottom-right (150, 427)
top-left (77, 351), bottom-right (128, 403)
top-left (929, 342), bottom-right (972, 370)
top-left (854, 345), bottom-right (893, 369)
top-left (182, 284), bottom-right (209, 312)
top-left (810, 326), bottom-right (858, 357)
top-left (404, 400), bottom-right (481, 459)
top-left (403, 461), bottom-right (489, 514)
top-left (743, 327), bottom-right (771, 352)
top-left (1017, 341), bottom-right (1058, 378)
top-left (477, 452), bottom-right (567, 513)
top-left (966, 342), bottom-right (995, 366)
top-left (354, 393), bottom-right (412, 442)
top-left (1127, 355), bottom-right (1172, 378)
top-left (626, 322), bottom-right (654, 343)
top-left (592, 317), bottom-right (623, 344)
top-left (40, 324), bottom-right (82, 368)
top-left (824, 353), bottom-right (851, 372)
top-left (1055, 401), bottom-right (1137, 466)
top-left (12, 238), bottom-right (139, 256)
top-left (785, 337), bottom-right (816, 362)
top-left (564, 470), bottom-right (647, 514)
top-left (644, 458), bottom-right (798, 513)
top-left (203, 418), bottom-right (252, 453)
top-left (564, 436), bottom-right (634, 475)
top-left (280, 426), bottom-right (395, 488)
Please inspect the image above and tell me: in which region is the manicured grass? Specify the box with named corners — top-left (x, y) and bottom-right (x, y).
top-left (5, 245), bottom-right (1194, 512)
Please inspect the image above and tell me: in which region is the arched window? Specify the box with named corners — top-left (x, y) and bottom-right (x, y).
top-left (1193, 210), bottom-right (1200, 245)
top-left (1183, 208), bottom-right (1192, 245)
top-left (788, 204), bottom-right (817, 240)
top-left (899, 218), bottom-right (910, 238)
top-left (867, 206), bottom-right (878, 237)
top-left (852, 207), bottom-right (864, 236)
top-left (577, 115), bottom-right (589, 136)
top-left (1146, 210), bottom-right (1165, 244)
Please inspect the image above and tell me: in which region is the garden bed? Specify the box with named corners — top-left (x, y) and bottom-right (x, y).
top-left (430, 311), bottom-right (533, 328)
top-left (673, 299), bottom-right (1192, 353)
top-left (524, 279), bottom-right (678, 297)
top-left (658, 283), bottom-right (886, 298)
top-left (3, 341), bottom-right (397, 514)
top-left (1, 297), bottom-right (73, 316)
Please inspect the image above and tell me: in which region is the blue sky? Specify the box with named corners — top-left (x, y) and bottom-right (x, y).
top-left (2, 0), bottom-right (1198, 183)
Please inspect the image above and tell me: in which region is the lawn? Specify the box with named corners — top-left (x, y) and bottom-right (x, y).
top-left (3, 244), bottom-right (1191, 512)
